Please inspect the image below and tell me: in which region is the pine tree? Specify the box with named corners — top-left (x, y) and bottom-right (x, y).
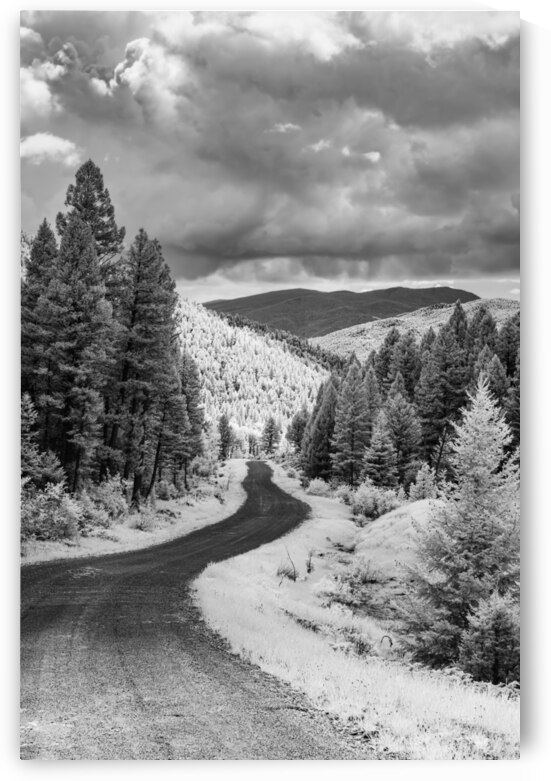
top-left (389, 330), bottom-right (421, 400)
top-left (362, 410), bottom-right (398, 487)
top-left (56, 159), bottom-right (125, 264)
top-left (408, 463), bottom-right (437, 501)
top-left (400, 378), bottom-right (520, 669)
top-left (446, 300), bottom-right (468, 347)
top-left (100, 230), bottom-right (179, 492)
top-left (485, 354), bottom-right (510, 407)
top-left (21, 392), bottom-right (65, 489)
top-left (385, 389), bottom-right (422, 486)
top-left (218, 413), bottom-right (233, 460)
top-left (32, 215), bottom-right (115, 491)
top-left (286, 404), bottom-right (309, 452)
top-left (496, 312), bottom-right (520, 377)
top-left (262, 415), bottom-right (281, 455)
top-left (178, 350), bottom-right (204, 485)
top-left (331, 363), bottom-right (370, 486)
top-left (466, 304), bottom-right (498, 375)
top-left (374, 327), bottom-right (401, 394)
top-left (304, 381), bottom-right (338, 480)
top-left (419, 326), bottom-right (436, 356)
top-left (21, 220), bottom-right (58, 402)
top-left (505, 351), bottom-right (520, 448)
top-left (415, 327), bottom-right (469, 471)
top-left (458, 591), bottom-right (520, 685)
top-left (364, 366), bottom-right (381, 446)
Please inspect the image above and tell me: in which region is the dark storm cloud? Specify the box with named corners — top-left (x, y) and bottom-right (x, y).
top-left (20, 11), bottom-right (520, 287)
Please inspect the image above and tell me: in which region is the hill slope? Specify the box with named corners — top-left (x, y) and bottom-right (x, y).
top-left (311, 298), bottom-right (520, 361)
top-left (205, 287), bottom-right (478, 338)
top-left (180, 299), bottom-right (329, 444)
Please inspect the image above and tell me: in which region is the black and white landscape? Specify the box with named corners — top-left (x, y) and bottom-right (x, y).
top-left (20, 10), bottom-right (520, 761)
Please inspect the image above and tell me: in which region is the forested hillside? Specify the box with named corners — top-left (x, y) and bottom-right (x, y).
top-left (311, 298), bottom-right (520, 361)
top-left (180, 299), bottom-right (328, 451)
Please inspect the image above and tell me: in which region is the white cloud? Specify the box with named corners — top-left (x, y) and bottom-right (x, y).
top-left (112, 37), bottom-right (191, 122)
top-left (270, 122), bottom-right (301, 134)
top-left (20, 26), bottom-right (43, 48)
top-left (20, 133), bottom-right (82, 167)
top-left (242, 12), bottom-right (362, 61)
top-left (363, 151), bottom-right (381, 163)
top-left (20, 67), bottom-right (61, 124)
top-left (309, 139), bottom-right (331, 153)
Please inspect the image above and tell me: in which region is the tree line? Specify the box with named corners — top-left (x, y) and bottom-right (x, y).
top-left (286, 299), bottom-right (520, 490)
top-left (21, 160), bottom-right (204, 512)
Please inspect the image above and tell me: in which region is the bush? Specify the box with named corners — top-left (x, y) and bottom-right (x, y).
top-left (21, 483), bottom-right (80, 541)
top-left (286, 467), bottom-right (297, 478)
top-left (87, 477), bottom-right (128, 522)
top-left (305, 478), bottom-right (332, 497)
top-left (77, 491), bottom-right (110, 533)
top-left (157, 480), bottom-right (178, 501)
top-left (458, 592), bottom-right (520, 685)
top-left (351, 480), bottom-right (403, 522)
top-left (334, 484), bottom-right (354, 505)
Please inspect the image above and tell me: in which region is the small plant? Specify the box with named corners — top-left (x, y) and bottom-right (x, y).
top-left (305, 478), bottom-right (332, 497)
top-left (305, 550), bottom-right (314, 574)
top-left (277, 547), bottom-right (298, 584)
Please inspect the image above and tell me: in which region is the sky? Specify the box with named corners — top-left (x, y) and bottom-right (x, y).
top-left (20, 9), bottom-right (520, 303)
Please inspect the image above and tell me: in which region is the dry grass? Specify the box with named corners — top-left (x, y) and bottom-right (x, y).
top-left (193, 463), bottom-right (519, 760)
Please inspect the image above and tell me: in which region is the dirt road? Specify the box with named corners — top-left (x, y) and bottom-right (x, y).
top-left (21, 461), bottom-right (375, 760)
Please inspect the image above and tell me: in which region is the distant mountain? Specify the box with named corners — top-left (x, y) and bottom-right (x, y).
top-left (205, 286), bottom-right (479, 338)
top-left (311, 298), bottom-right (520, 362)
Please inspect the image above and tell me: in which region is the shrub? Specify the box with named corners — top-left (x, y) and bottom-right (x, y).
top-left (458, 592), bottom-right (520, 685)
top-left (305, 478), bottom-right (332, 497)
top-left (77, 491), bottom-right (110, 533)
top-left (87, 477), bottom-right (128, 522)
top-left (334, 484), bottom-right (354, 505)
top-left (351, 480), bottom-right (403, 522)
top-left (286, 467), bottom-right (297, 478)
top-left (157, 480), bottom-right (177, 501)
top-left (21, 482), bottom-right (80, 541)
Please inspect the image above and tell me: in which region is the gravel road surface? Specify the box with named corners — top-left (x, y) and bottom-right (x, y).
top-left (21, 461), bottom-right (376, 760)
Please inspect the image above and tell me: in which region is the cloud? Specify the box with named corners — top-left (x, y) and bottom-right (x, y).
top-left (20, 132), bottom-right (82, 167)
top-left (19, 11), bottom-right (520, 290)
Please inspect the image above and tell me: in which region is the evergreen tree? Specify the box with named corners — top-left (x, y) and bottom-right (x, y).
top-left (419, 326), bottom-right (436, 356)
top-left (331, 363), bottom-right (370, 486)
top-left (21, 220), bottom-right (58, 401)
top-left (218, 413), bottom-right (233, 460)
top-left (385, 389), bottom-right (422, 486)
top-left (458, 591), bottom-right (520, 685)
top-left (496, 312), bottom-right (520, 377)
top-left (389, 330), bottom-right (421, 400)
top-left (286, 404), bottom-right (309, 452)
top-left (303, 381), bottom-right (338, 480)
top-left (56, 159), bottom-right (125, 263)
top-left (262, 415), bottom-right (281, 455)
top-left (374, 327), bottom-right (401, 394)
top-left (362, 410), bottom-right (398, 487)
top-left (485, 354), bottom-right (510, 407)
top-left (32, 215), bottom-right (115, 491)
top-left (415, 327), bottom-right (469, 471)
top-left (505, 351), bottom-right (520, 448)
top-left (466, 305), bottom-right (498, 375)
top-left (408, 463), bottom-right (437, 501)
top-left (400, 378), bottom-right (520, 669)
top-left (364, 366), bottom-right (381, 446)
top-left (20, 393), bottom-right (65, 489)
top-left (446, 300), bottom-right (469, 347)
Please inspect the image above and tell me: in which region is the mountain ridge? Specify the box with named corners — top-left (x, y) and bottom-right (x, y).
top-left (204, 286), bottom-right (479, 338)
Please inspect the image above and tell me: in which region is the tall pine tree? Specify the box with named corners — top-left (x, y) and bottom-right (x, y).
top-left (331, 363), bottom-right (370, 486)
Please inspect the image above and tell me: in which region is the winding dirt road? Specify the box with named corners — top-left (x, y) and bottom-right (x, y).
top-left (21, 461), bottom-right (375, 760)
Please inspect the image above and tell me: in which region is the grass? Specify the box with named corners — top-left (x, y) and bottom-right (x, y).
top-left (193, 463), bottom-right (519, 760)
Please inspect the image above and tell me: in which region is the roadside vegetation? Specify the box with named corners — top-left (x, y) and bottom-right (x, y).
top-left (194, 456), bottom-right (519, 760)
